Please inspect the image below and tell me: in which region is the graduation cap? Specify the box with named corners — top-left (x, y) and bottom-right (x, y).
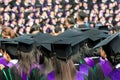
top-left (42, 29), bottom-right (88, 58)
top-left (13, 36), bottom-right (34, 52)
top-left (94, 32), bottom-right (120, 53)
top-left (76, 29), bottom-right (110, 49)
top-left (32, 32), bottom-right (52, 48)
top-left (2, 41), bottom-right (18, 59)
top-left (43, 29), bottom-right (83, 44)
top-left (52, 43), bottom-right (72, 60)
top-left (82, 29), bottom-right (110, 41)
top-left (96, 25), bottom-right (110, 31)
top-left (56, 29), bottom-right (82, 38)
top-left (0, 38), bottom-right (12, 49)
top-left (13, 35), bottom-right (34, 45)
top-left (50, 35), bottom-right (88, 61)
top-left (32, 32), bottom-right (53, 57)
top-left (76, 27), bottom-right (91, 32)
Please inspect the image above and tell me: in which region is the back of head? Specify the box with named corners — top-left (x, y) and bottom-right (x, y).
top-left (78, 11), bottom-right (87, 21)
top-left (52, 57), bottom-right (76, 80)
top-left (66, 16), bottom-right (75, 25)
top-left (13, 36), bottom-right (38, 75)
top-left (18, 44), bottom-right (37, 75)
top-left (2, 26), bottom-right (17, 38)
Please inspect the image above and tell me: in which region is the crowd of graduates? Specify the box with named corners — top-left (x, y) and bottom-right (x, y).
top-left (0, 0), bottom-right (120, 80)
top-left (0, 10), bottom-right (120, 80)
top-left (0, 20), bottom-right (120, 80)
top-left (0, 0), bottom-right (120, 35)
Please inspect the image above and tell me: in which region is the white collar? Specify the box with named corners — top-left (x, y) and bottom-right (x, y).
top-left (0, 53), bottom-right (2, 56)
top-left (10, 59), bottom-right (18, 64)
top-left (115, 63), bottom-right (120, 69)
top-left (74, 63), bottom-right (79, 66)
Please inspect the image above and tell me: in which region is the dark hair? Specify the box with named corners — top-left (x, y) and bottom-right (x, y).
top-left (55, 26), bottom-right (62, 33)
top-left (66, 16), bottom-right (75, 25)
top-left (78, 12), bottom-right (86, 21)
top-left (102, 45), bottom-right (115, 65)
top-left (29, 25), bottom-right (41, 33)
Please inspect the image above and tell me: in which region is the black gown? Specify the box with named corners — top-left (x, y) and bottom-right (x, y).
top-left (0, 66), bottom-right (21, 80)
top-left (10, 64), bottom-right (48, 80)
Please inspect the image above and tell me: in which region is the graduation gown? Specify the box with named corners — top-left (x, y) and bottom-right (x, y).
top-left (104, 69), bottom-right (120, 80)
top-left (47, 71), bottom-right (87, 80)
top-left (84, 57), bottom-right (95, 68)
top-left (79, 64), bottom-right (96, 80)
top-left (95, 58), bottom-right (112, 80)
top-left (0, 66), bottom-right (21, 80)
top-left (84, 57), bottom-right (100, 68)
top-left (0, 57), bottom-right (8, 66)
top-left (11, 64), bottom-right (45, 80)
top-left (7, 59), bottom-right (18, 68)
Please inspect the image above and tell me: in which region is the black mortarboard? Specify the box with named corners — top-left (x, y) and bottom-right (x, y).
top-left (2, 41), bottom-right (18, 59)
top-left (0, 38), bottom-right (12, 49)
top-left (76, 29), bottom-right (110, 49)
top-left (32, 32), bottom-right (52, 48)
top-left (13, 36), bottom-right (34, 52)
top-left (44, 28), bottom-right (98, 56)
top-left (18, 43), bottom-right (34, 52)
top-left (52, 43), bottom-right (72, 60)
top-left (76, 27), bottom-right (91, 32)
top-left (41, 30), bottom-right (83, 58)
top-left (43, 29), bottom-right (83, 45)
top-left (50, 35), bottom-right (88, 60)
top-left (82, 29), bottom-right (110, 41)
top-left (56, 29), bottom-right (82, 38)
top-left (96, 25), bottom-right (110, 31)
top-left (32, 32), bottom-right (53, 57)
top-left (94, 32), bottom-right (120, 53)
top-left (13, 35), bottom-right (34, 45)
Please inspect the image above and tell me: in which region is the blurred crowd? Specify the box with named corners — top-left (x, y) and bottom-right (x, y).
top-left (0, 0), bottom-right (120, 35)
top-left (0, 0), bottom-right (120, 80)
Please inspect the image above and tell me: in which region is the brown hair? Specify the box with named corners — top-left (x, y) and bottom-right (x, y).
top-left (18, 46), bottom-right (37, 75)
top-left (2, 26), bottom-right (17, 38)
top-left (52, 57), bottom-right (77, 80)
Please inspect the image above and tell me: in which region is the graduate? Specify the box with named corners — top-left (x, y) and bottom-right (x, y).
top-left (11, 36), bottom-right (47, 80)
top-left (47, 43), bottom-right (88, 80)
top-left (0, 39), bottom-right (20, 80)
top-left (2, 40), bottom-right (18, 68)
top-left (94, 32), bottom-right (120, 80)
top-left (44, 31), bottom-right (97, 80)
top-left (75, 11), bottom-right (88, 29)
top-left (0, 38), bottom-right (13, 66)
top-left (80, 28), bottom-right (110, 68)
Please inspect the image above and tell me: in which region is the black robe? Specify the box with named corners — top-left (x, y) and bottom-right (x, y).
top-left (0, 67), bottom-right (21, 80)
